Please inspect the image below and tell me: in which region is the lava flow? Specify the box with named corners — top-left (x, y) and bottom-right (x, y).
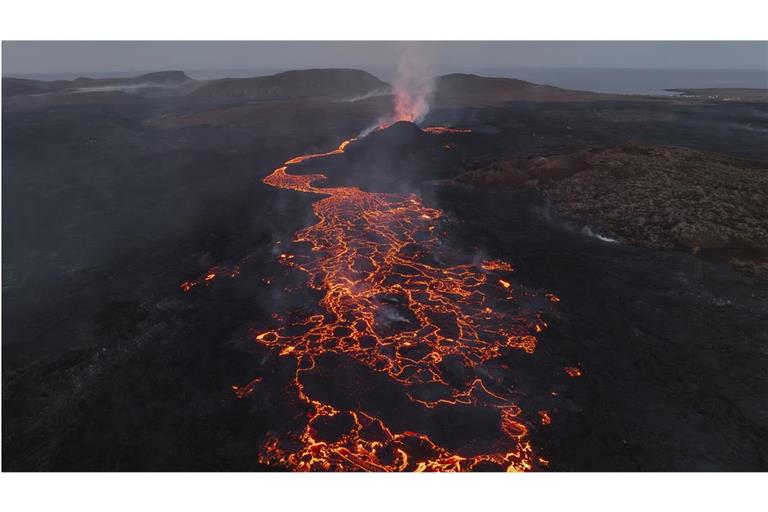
top-left (183, 124), bottom-right (559, 471)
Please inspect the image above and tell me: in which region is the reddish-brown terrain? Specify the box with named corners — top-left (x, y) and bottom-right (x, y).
top-left (460, 144), bottom-right (768, 275)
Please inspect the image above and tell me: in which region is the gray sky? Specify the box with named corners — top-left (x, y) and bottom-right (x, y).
top-left (3, 41), bottom-right (767, 77)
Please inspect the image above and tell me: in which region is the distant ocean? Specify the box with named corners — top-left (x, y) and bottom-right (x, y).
top-left (468, 67), bottom-right (768, 95)
top-left (6, 67), bottom-right (767, 96)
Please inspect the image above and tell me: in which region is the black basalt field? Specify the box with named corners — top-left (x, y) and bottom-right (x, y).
top-left (3, 70), bottom-right (767, 470)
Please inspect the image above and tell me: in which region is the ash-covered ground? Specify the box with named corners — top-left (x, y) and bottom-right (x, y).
top-left (3, 70), bottom-right (767, 470)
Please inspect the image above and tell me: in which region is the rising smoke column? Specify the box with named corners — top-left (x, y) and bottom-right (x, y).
top-left (390, 45), bottom-right (436, 124)
top-left (360, 45), bottom-right (438, 136)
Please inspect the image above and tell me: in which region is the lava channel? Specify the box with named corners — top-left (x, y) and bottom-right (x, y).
top-left (184, 126), bottom-right (560, 471)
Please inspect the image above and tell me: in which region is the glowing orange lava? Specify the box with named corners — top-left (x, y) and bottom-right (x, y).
top-left (180, 263), bottom-right (242, 293)
top-left (564, 366), bottom-right (583, 378)
top-left (257, 127), bottom-right (558, 471)
top-left (182, 124), bottom-right (558, 471)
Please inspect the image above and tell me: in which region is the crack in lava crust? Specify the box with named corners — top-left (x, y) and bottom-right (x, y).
top-left (194, 129), bottom-right (559, 471)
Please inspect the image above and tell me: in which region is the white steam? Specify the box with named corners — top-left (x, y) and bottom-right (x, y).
top-left (359, 45), bottom-right (438, 136)
top-left (390, 46), bottom-right (436, 124)
top-left (337, 88), bottom-right (391, 103)
top-left (581, 226), bottom-right (619, 243)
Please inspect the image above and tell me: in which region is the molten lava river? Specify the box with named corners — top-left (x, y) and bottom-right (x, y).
top-left (182, 127), bottom-right (562, 471)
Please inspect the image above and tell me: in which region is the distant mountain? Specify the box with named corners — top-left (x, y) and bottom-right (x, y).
top-left (2, 68), bottom-right (639, 115)
top-left (2, 71), bottom-right (192, 98)
top-left (434, 73), bottom-right (614, 105)
top-left (3, 69), bottom-right (627, 106)
top-left (72, 71), bottom-right (191, 85)
top-left (188, 69), bottom-right (389, 100)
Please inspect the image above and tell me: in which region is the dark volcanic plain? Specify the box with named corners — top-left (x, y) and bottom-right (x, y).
top-left (3, 69), bottom-right (768, 470)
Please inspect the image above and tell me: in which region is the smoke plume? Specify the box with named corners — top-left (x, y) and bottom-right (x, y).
top-left (390, 46), bottom-right (436, 124)
top-left (360, 45), bottom-right (437, 136)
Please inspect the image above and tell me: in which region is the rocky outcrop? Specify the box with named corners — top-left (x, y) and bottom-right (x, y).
top-left (461, 143), bottom-right (768, 276)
